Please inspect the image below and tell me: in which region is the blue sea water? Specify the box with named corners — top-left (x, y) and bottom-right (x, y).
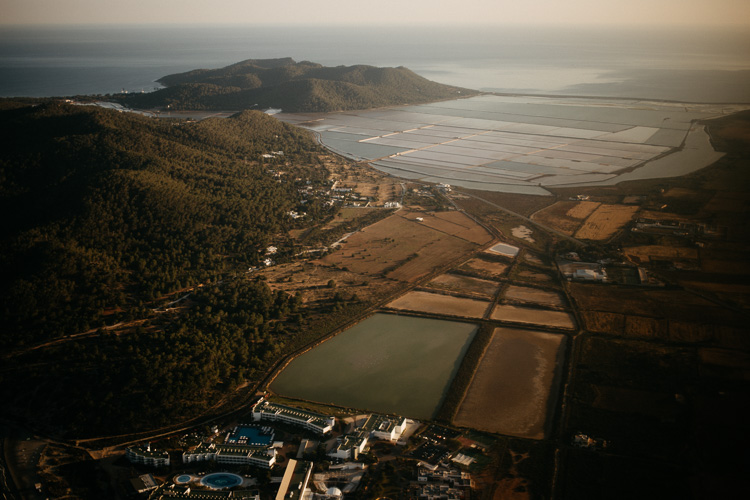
top-left (1, 24), bottom-right (749, 102)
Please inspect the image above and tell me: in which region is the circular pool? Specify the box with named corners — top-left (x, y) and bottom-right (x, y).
top-left (200, 472), bottom-right (243, 489)
top-left (175, 474), bottom-right (192, 484)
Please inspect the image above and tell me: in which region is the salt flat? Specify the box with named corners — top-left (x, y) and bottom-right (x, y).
top-left (278, 95), bottom-right (748, 195)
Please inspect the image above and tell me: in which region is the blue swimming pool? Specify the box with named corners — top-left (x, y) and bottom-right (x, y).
top-left (175, 475), bottom-right (192, 484)
top-left (225, 425), bottom-right (274, 446)
top-left (200, 473), bottom-right (243, 489)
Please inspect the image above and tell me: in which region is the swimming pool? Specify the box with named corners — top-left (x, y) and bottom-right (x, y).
top-left (200, 472), bottom-right (243, 489)
top-left (175, 474), bottom-right (192, 484)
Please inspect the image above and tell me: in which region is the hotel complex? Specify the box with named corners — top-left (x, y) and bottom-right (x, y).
top-left (252, 398), bottom-right (335, 434)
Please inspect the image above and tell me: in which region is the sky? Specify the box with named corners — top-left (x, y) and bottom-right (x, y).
top-left (2, 0), bottom-right (750, 27)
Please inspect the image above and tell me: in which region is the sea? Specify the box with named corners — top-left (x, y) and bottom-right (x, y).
top-left (1, 24), bottom-right (750, 103)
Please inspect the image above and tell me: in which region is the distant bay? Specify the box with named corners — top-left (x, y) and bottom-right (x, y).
top-left (1, 24), bottom-right (749, 102)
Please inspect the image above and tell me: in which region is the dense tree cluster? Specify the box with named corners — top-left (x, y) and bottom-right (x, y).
top-left (117, 58), bottom-right (477, 113)
top-left (0, 101), bottom-right (325, 347)
top-left (1, 278), bottom-right (302, 435)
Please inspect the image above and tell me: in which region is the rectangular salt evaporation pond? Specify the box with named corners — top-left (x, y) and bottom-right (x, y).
top-left (270, 314), bottom-right (477, 420)
top-left (453, 327), bottom-right (566, 439)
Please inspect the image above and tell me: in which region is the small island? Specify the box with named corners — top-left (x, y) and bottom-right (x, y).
top-left (116, 57), bottom-right (478, 113)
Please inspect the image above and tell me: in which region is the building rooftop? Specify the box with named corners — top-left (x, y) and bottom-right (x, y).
top-left (254, 400), bottom-right (333, 428)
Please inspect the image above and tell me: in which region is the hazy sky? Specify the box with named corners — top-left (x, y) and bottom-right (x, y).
top-left (3, 0), bottom-right (750, 27)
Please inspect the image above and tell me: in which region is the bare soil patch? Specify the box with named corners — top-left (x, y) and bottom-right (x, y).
top-left (491, 304), bottom-right (576, 329)
top-left (574, 204), bottom-right (639, 240)
top-left (504, 285), bottom-right (566, 307)
top-left (386, 290), bottom-right (491, 318)
top-left (453, 327), bottom-right (565, 439)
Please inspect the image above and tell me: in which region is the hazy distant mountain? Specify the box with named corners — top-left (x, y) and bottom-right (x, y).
top-left (118, 58), bottom-right (478, 112)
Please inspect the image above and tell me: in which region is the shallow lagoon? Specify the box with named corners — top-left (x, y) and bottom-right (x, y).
top-left (270, 313), bottom-right (477, 419)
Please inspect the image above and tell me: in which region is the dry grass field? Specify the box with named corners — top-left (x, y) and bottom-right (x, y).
top-left (515, 269), bottom-right (555, 283)
top-left (532, 201), bottom-right (601, 236)
top-left (396, 209), bottom-right (493, 245)
top-left (623, 245), bottom-right (699, 264)
top-left (453, 327), bottom-right (565, 439)
top-left (426, 273), bottom-right (500, 298)
top-left (504, 285), bottom-right (567, 307)
top-left (574, 204), bottom-right (639, 240)
top-left (316, 211), bottom-right (483, 282)
top-left (261, 262), bottom-right (399, 306)
top-left (491, 304), bottom-right (576, 329)
top-left (386, 290), bottom-right (491, 318)
top-left (457, 257), bottom-right (510, 278)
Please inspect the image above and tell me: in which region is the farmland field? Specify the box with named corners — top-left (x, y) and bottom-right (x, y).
top-left (531, 201), bottom-right (598, 235)
top-left (386, 291), bottom-right (491, 318)
top-left (457, 257), bottom-right (510, 278)
top-left (504, 285), bottom-right (567, 307)
top-left (453, 327), bottom-right (566, 439)
top-left (316, 210), bottom-right (483, 282)
top-left (574, 204), bottom-right (639, 240)
top-left (425, 273), bottom-right (500, 298)
top-left (491, 304), bottom-right (576, 329)
top-left (270, 313), bottom-right (477, 419)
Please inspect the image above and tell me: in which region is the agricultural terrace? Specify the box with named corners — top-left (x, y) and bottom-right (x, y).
top-left (453, 327), bottom-right (566, 439)
top-left (386, 291), bottom-right (491, 319)
top-left (574, 204), bottom-right (639, 240)
top-left (491, 304), bottom-right (576, 330)
top-left (315, 210), bottom-right (489, 283)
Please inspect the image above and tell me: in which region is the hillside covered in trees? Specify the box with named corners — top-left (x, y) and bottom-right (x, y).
top-left (0, 101), bottom-right (328, 348)
top-left (117, 58), bottom-right (477, 112)
top-left (0, 100), bottom-right (372, 436)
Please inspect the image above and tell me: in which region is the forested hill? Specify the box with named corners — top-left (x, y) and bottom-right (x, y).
top-left (0, 101), bottom-right (325, 348)
top-left (117, 58), bottom-right (478, 112)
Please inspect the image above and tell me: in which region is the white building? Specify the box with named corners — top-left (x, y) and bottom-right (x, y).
top-left (252, 398), bottom-right (335, 435)
top-left (327, 431), bottom-right (369, 461)
top-left (362, 414), bottom-right (407, 442)
top-left (126, 444), bottom-right (170, 467)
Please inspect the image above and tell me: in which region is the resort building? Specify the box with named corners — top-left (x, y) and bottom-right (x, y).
top-left (362, 414), bottom-right (407, 442)
top-left (275, 459), bottom-right (313, 500)
top-left (252, 398), bottom-right (335, 435)
top-left (181, 442), bottom-right (216, 464)
top-left (182, 442), bottom-right (276, 469)
top-left (126, 444), bottom-right (170, 467)
top-left (327, 431), bottom-right (369, 461)
top-left (158, 486), bottom-right (260, 499)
